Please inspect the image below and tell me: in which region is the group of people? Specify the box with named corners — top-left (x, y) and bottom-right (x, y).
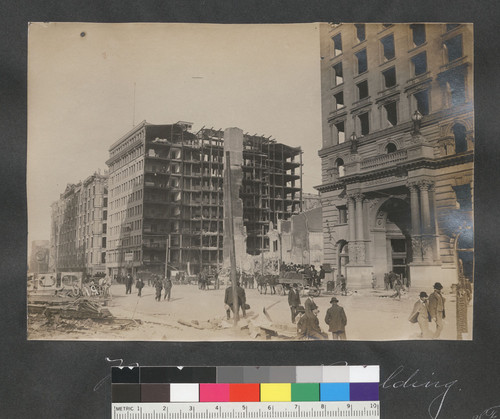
top-left (409, 282), bottom-right (446, 339)
top-left (287, 283), bottom-right (347, 340)
top-left (123, 273), bottom-right (173, 301)
top-left (280, 263), bottom-right (326, 287)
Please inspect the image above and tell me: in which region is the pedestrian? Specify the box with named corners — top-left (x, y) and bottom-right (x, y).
top-left (154, 276), bottom-right (163, 302)
top-left (297, 307), bottom-right (327, 340)
top-left (318, 265), bottom-right (325, 287)
top-left (304, 295), bottom-right (318, 312)
top-left (393, 276), bottom-right (403, 300)
top-left (288, 283), bottom-right (301, 323)
top-left (324, 297), bottom-right (347, 340)
top-left (224, 282), bottom-right (247, 319)
top-left (371, 272), bottom-right (377, 289)
top-left (384, 273), bottom-right (390, 290)
top-left (125, 273), bottom-right (134, 294)
top-left (163, 276), bottom-right (172, 301)
top-left (136, 278), bottom-right (144, 297)
top-left (428, 282), bottom-right (446, 338)
top-left (339, 274), bottom-right (347, 296)
top-left (409, 291), bottom-right (431, 338)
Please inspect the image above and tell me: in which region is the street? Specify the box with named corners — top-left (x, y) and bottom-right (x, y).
top-left (28, 282), bottom-right (473, 341)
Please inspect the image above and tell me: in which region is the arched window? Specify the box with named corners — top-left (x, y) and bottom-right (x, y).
top-left (386, 143), bottom-right (397, 153)
top-left (336, 158), bottom-right (345, 177)
top-left (453, 123), bottom-right (467, 153)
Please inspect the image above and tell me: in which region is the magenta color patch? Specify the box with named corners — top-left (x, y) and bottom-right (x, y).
top-left (199, 383), bottom-right (230, 402)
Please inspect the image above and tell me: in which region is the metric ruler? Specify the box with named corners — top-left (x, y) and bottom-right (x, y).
top-left (112, 401), bottom-right (380, 418)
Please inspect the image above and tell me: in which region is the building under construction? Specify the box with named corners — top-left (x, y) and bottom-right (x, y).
top-left (105, 121), bottom-right (302, 277)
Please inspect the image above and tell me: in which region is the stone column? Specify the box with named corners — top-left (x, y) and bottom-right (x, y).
top-left (354, 193), bottom-right (366, 263)
top-left (419, 180), bottom-right (433, 234)
top-left (347, 195), bottom-right (356, 242)
top-left (407, 181), bottom-right (422, 262)
top-left (418, 180), bottom-right (434, 262)
top-left (354, 193), bottom-right (365, 241)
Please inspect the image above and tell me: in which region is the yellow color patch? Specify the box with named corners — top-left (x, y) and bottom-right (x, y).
top-left (260, 383), bottom-right (292, 402)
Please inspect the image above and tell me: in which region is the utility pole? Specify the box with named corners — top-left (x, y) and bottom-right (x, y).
top-left (165, 234), bottom-right (170, 279)
top-left (225, 151), bottom-right (239, 324)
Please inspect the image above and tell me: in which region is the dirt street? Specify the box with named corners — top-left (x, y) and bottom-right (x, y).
top-left (28, 281), bottom-right (473, 341)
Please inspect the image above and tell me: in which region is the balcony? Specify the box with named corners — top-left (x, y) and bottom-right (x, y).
top-left (361, 149), bottom-right (408, 170)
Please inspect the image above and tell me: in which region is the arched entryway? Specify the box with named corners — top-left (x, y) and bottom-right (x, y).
top-left (374, 197), bottom-right (413, 282)
top-left (337, 240), bottom-right (349, 280)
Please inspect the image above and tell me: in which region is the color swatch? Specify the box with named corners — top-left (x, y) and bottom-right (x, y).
top-left (111, 365), bottom-right (379, 403)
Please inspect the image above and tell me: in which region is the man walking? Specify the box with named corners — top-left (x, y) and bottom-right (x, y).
top-left (153, 276), bottom-right (163, 302)
top-left (163, 276), bottom-right (172, 301)
top-left (428, 282), bottom-right (446, 338)
top-left (136, 277), bottom-right (144, 297)
top-left (324, 297), bottom-right (347, 340)
top-left (288, 283), bottom-right (301, 323)
top-left (409, 291), bottom-right (431, 338)
top-left (297, 307), bottom-right (327, 340)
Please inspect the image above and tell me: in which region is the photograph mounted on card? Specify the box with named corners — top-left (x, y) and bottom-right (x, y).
top-left (27, 22), bottom-right (473, 341)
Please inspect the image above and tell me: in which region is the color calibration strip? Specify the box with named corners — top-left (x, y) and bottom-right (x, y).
top-left (111, 366), bottom-right (379, 403)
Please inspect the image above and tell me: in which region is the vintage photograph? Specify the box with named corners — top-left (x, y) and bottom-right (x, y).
top-left (27, 22), bottom-right (473, 341)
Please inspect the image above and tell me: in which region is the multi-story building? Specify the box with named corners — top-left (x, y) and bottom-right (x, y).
top-left (316, 23), bottom-right (473, 288)
top-left (105, 121), bottom-right (302, 277)
top-left (49, 172), bottom-right (108, 274)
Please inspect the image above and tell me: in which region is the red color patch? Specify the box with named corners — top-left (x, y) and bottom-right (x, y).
top-left (229, 383), bottom-right (260, 402)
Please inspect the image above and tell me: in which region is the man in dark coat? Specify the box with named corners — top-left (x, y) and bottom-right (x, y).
top-left (163, 276), bottom-right (172, 301)
top-left (409, 291), bottom-right (431, 338)
top-left (288, 283), bottom-right (301, 323)
top-left (324, 297), bottom-right (347, 340)
top-left (297, 307), bottom-right (327, 340)
top-left (428, 282), bottom-right (446, 338)
top-left (224, 282), bottom-right (246, 319)
top-left (125, 273), bottom-right (134, 294)
top-left (136, 278), bottom-right (144, 297)
top-left (153, 276), bottom-right (163, 302)
top-left (304, 296), bottom-right (318, 312)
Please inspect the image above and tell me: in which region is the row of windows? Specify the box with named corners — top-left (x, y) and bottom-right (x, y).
top-left (330, 81), bottom-right (466, 142)
top-left (110, 159), bottom-right (144, 187)
top-left (111, 175), bottom-right (144, 198)
top-left (110, 189), bottom-right (143, 210)
top-left (330, 33), bottom-right (463, 89)
top-left (109, 205), bottom-right (143, 224)
top-left (109, 219), bottom-right (143, 237)
top-left (107, 249), bottom-right (142, 263)
top-left (109, 131), bottom-right (145, 159)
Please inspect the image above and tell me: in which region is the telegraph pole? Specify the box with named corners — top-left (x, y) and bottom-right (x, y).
top-left (225, 151), bottom-right (239, 324)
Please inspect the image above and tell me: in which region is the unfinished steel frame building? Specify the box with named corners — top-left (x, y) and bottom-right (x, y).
top-left (105, 121), bottom-right (302, 278)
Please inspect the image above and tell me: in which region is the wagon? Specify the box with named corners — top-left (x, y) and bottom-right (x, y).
top-left (276, 272), bottom-right (322, 297)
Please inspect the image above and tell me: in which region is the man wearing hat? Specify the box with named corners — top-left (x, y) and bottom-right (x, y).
top-left (409, 291), bottom-right (431, 338)
top-left (288, 283), bottom-right (301, 323)
top-left (428, 282), bottom-right (446, 338)
top-left (324, 297), bottom-right (347, 340)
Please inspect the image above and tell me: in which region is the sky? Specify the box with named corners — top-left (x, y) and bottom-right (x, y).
top-left (27, 22), bottom-right (323, 243)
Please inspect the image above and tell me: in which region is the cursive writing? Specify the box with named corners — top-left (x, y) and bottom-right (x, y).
top-left (473, 405), bottom-right (500, 419)
top-left (382, 365), bottom-right (458, 419)
top-left (93, 357), bottom-right (140, 392)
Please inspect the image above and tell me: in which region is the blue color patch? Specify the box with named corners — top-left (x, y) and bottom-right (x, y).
top-left (319, 383), bottom-right (350, 401)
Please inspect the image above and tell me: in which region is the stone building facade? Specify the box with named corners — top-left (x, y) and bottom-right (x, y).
top-left (316, 23), bottom-right (473, 288)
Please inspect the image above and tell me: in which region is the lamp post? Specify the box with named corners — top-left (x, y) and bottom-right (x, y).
top-left (349, 132), bottom-right (358, 153)
top-left (412, 110), bottom-right (423, 134)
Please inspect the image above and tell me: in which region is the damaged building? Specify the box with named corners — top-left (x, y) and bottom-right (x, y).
top-left (105, 121), bottom-right (303, 277)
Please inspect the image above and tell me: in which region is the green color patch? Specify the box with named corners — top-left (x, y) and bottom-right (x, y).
top-left (291, 383), bottom-right (320, 401)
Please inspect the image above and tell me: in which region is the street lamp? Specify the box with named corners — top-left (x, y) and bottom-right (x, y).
top-left (349, 132), bottom-right (358, 153)
top-left (412, 110), bottom-right (423, 134)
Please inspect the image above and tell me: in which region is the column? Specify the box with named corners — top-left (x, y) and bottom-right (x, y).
top-left (347, 195), bottom-right (356, 242)
top-left (418, 180), bottom-right (434, 262)
top-left (407, 181), bottom-right (422, 263)
top-left (419, 180), bottom-right (432, 234)
top-left (354, 193), bottom-right (366, 264)
top-left (354, 193), bottom-right (364, 241)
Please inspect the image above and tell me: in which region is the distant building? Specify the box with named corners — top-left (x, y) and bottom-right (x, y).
top-left (302, 192), bottom-right (322, 211)
top-left (49, 172), bottom-right (108, 274)
top-left (267, 206), bottom-right (324, 267)
top-left (29, 240), bottom-right (50, 274)
top-left (316, 23), bottom-right (473, 288)
top-left (105, 121), bottom-right (302, 277)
